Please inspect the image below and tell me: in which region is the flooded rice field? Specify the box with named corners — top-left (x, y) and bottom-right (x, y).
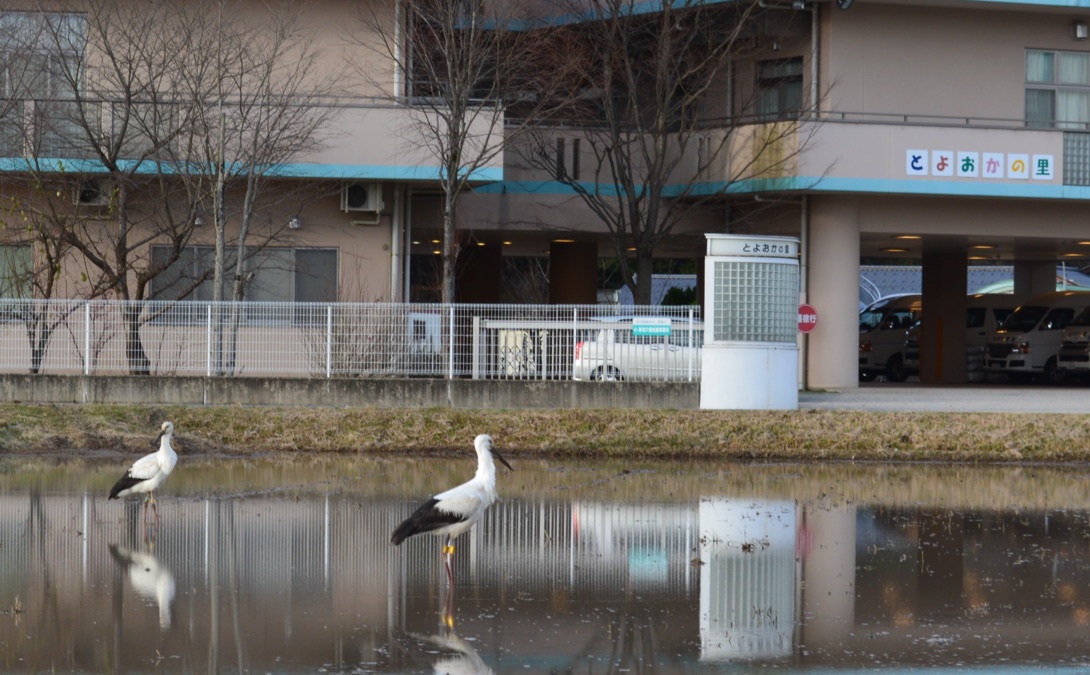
top-left (3, 455), bottom-right (1090, 673)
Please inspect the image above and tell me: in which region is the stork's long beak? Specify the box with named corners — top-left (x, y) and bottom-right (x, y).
top-left (491, 447), bottom-right (514, 471)
top-left (151, 429), bottom-right (166, 448)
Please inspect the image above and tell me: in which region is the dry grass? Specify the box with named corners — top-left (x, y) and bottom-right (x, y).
top-left (1, 403), bottom-right (1087, 462)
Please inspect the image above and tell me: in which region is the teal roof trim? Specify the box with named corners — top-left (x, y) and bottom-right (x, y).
top-left (479, 176), bottom-right (1090, 200)
top-left (0, 157), bottom-right (504, 184)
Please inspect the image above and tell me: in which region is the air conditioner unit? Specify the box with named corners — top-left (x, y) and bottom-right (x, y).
top-left (73, 179), bottom-right (112, 207)
top-left (341, 182), bottom-right (383, 213)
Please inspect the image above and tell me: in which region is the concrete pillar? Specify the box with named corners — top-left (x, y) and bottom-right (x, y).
top-left (455, 244), bottom-right (502, 303)
top-left (549, 241), bottom-right (597, 304)
top-left (800, 507), bottom-right (856, 646)
top-left (1013, 260), bottom-right (1055, 295)
top-left (921, 241), bottom-right (968, 383)
top-left (807, 197), bottom-right (860, 389)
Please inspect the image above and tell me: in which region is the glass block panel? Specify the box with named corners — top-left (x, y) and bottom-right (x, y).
top-left (712, 261), bottom-right (798, 343)
top-left (1064, 132), bottom-right (1090, 185)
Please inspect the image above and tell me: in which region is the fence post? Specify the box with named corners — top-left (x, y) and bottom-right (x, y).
top-left (471, 315), bottom-right (481, 380)
top-left (572, 307), bottom-right (578, 381)
top-left (688, 307), bottom-right (694, 382)
top-left (206, 305), bottom-right (212, 377)
top-left (83, 302), bottom-right (90, 375)
top-left (448, 305), bottom-right (455, 380)
top-left (326, 305), bottom-right (332, 379)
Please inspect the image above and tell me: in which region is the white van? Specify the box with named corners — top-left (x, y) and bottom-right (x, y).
top-left (904, 293), bottom-right (1028, 381)
top-left (986, 291), bottom-right (1090, 383)
top-left (1055, 306), bottom-right (1090, 378)
top-left (858, 294), bottom-right (921, 382)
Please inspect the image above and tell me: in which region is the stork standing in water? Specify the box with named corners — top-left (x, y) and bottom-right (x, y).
top-left (108, 421), bottom-right (178, 524)
top-left (391, 434), bottom-right (513, 585)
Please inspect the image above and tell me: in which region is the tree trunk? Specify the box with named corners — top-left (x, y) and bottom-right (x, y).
top-left (123, 303), bottom-right (151, 375)
top-left (632, 253), bottom-right (655, 305)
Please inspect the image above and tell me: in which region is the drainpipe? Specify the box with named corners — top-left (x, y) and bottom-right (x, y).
top-left (391, 185), bottom-right (402, 301)
top-left (800, 195), bottom-right (809, 391)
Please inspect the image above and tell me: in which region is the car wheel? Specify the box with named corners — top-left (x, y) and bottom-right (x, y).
top-left (885, 354), bottom-right (908, 382)
top-left (1043, 357), bottom-right (1065, 385)
top-left (592, 366), bottom-right (622, 382)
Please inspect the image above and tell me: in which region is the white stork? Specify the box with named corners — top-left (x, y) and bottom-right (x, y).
top-left (108, 421), bottom-right (178, 524)
top-left (391, 434), bottom-right (513, 585)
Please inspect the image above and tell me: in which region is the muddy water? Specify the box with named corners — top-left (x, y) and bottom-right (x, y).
top-left (3, 456), bottom-right (1090, 672)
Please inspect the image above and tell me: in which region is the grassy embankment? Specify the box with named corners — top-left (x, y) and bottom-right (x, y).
top-left (0, 403), bottom-right (1085, 462)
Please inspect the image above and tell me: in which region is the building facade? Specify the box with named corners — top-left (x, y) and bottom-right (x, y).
top-left (3, 0), bottom-right (1090, 388)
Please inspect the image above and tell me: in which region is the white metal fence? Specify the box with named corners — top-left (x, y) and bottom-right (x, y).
top-left (0, 299), bottom-right (703, 382)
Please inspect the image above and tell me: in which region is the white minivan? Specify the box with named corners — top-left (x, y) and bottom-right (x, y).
top-left (986, 291), bottom-right (1090, 383)
top-left (903, 293), bottom-right (1028, 381)
top-left (858, 294), bottom-right (921, 382)
top-left (1055, 305), bottom-right (1090, 378)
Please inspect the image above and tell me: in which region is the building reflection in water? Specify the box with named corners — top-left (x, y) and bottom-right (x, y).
top-left (3, 467), bottom-right (1090, 671)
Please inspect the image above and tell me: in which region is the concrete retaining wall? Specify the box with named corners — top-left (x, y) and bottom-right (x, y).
top-left (0, 374), bottom-right (700, 409)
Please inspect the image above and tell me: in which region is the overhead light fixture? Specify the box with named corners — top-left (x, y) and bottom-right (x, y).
top-left (968, 256), bottom-right (990, 261)
top-left (502, 241), bottom-right (512, 245)
top-left (1063, 252), bottom-right (1084, 257)
top-left (880, 247), bottom-right (908, 253)
top-left (552, 238), bottom-right (575, 243)
top-left (969, 244), bottom-right (995, 250)
top-left (1075, 21), bottom-right (1088, 41)
top-left (1078, 241), bottom-right (1090, 246)
top-left (893, 235), bottom-right (921, 240)
top-left (476, 242), bottom-right (486, 246)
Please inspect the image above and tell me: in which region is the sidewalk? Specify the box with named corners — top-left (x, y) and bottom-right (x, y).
top-left (798, 383), bottom-right (1090, 414)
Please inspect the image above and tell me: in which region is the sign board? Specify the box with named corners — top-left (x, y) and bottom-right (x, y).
top-left (705, 234), bottom-right (798, 258)
top-left (798, 304), bottom-right (818, 333)
top-left (632, 317), bottom-right (672, 337)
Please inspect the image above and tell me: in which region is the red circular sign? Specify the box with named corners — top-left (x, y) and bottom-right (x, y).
top-left (798, 304), bottom-right (818, 334)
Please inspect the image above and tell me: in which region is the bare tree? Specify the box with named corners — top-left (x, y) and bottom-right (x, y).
top-left (355, 0), bottom-right (570, 304)
top-left (14, 0), bottom-right (336, 375)
top-left (11, 0), bottom-right (213, 374)
top-left (168, 0), bottom-right (340, 375)
top-left (520, 0), bottom-right (819, 303)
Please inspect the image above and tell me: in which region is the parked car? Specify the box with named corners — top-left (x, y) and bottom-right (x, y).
top-left (903, 293), bottom-right (1028, 381)
top-left (573, 317), bottom-right (703, 382)
top-left (858, 294), bottom-right (921, 382)
top-left (986, 290), bottom-right (1090, 383)
top-left (1055, 305), bottom-right (1090, 380)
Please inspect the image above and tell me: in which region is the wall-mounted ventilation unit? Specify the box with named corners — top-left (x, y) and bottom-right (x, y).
top-left (72, 179), bottom-right (113, 207)
top-left (341, 182), bottom-right (383, 213)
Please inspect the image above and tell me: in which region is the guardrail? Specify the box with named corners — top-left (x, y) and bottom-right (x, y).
top-left (0, 299), bottom-right (702, 382)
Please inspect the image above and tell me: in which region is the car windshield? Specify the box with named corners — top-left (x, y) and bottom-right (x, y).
top-left (1070, 306), bottom-right (1090, 327)
top-left (859, 307), bottom-right (888, 332)
top-left (999, 306), bottom-right (1047, 333)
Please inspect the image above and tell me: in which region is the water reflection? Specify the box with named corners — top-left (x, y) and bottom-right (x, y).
top-left (2, 459), bottom-right (1090, 671)
top-left (109, 536), bottom-right (176, 631)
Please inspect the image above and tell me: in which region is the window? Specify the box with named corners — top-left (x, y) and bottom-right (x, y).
top-left (150, 246), bottom-right (338, 307)
top-left (0, 12), bottom-right (85, 98)
top-left (0, 12), bottom-right (86, 156)
top-left (0, 243), bottom-right (31, 298)
top-left (1026, 49), bottom-right (1090, 129)
top-left (756, 57), bottom-right (803, 120)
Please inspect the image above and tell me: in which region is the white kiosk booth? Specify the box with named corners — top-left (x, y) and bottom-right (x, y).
top-left (701, 234), bottom-right (799, 410)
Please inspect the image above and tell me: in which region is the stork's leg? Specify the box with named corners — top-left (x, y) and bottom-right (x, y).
top-left (150, 493), bottom-right (160, 525)
top-left (442, 535), bottom-right (455, 586)
top-left (142, 494), bottom-right (150, 523)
